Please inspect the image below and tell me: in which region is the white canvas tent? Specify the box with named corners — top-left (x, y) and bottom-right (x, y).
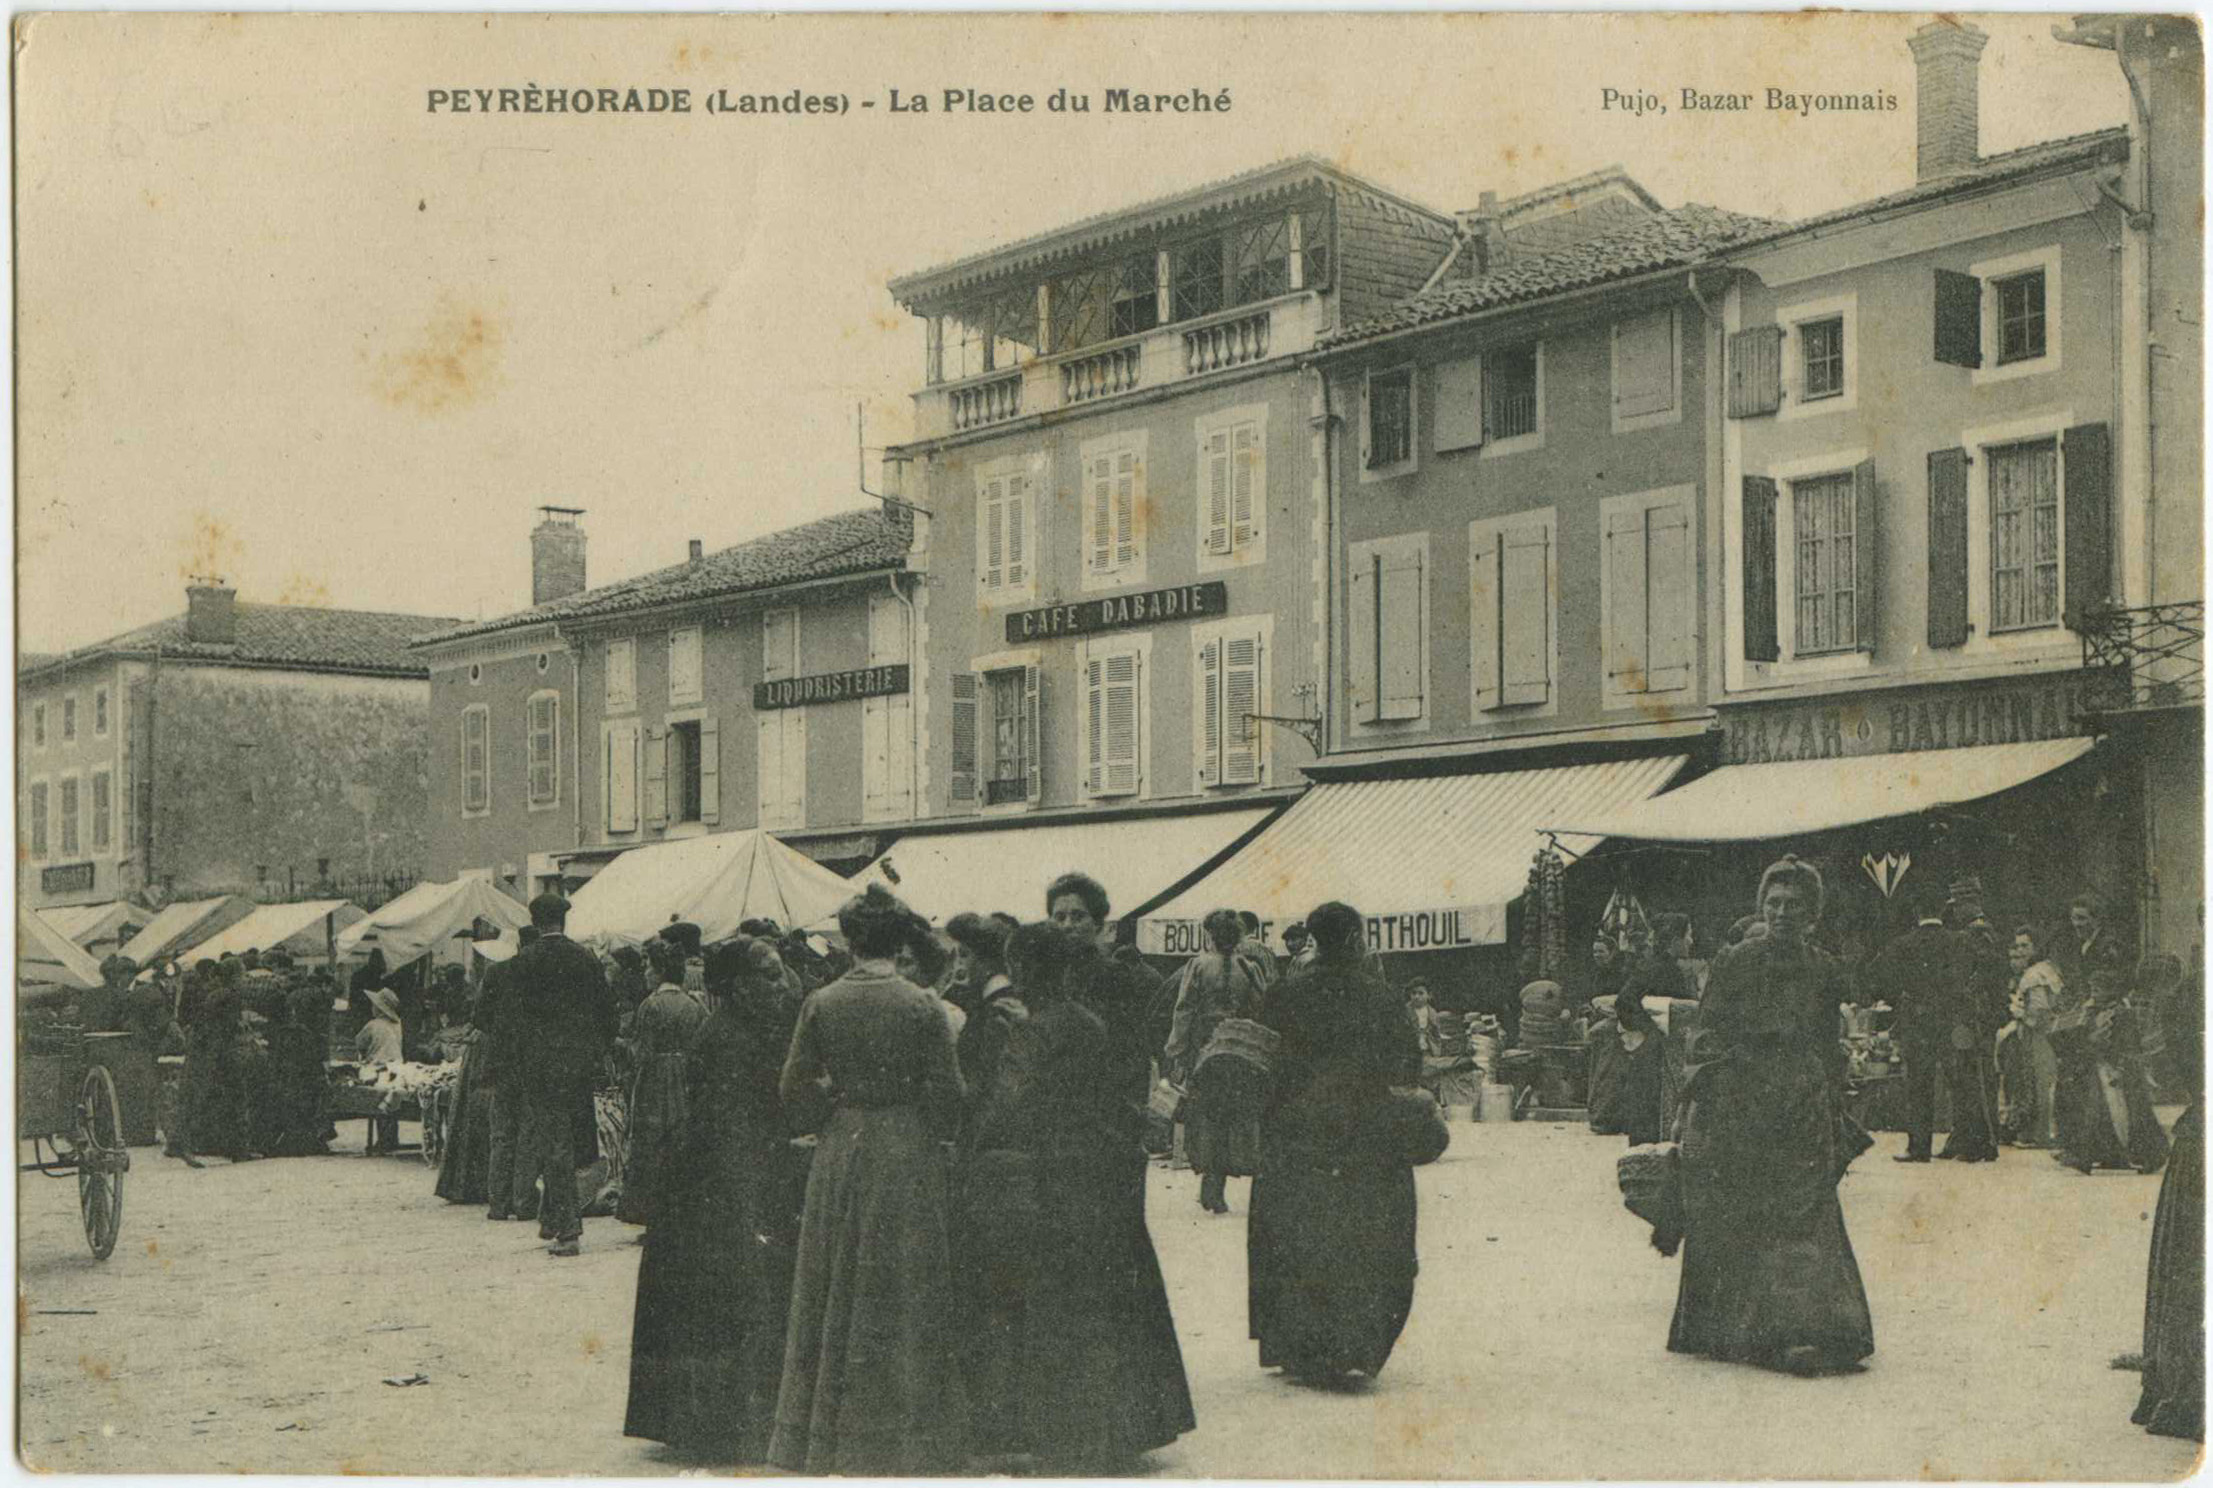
top-left (39, 901), bottom-right (149, 954)
top-left (21, 907), bottom-right (105, 991)
top-left (118, 895), bottom-right (260, 968)
top-left (336, 878), bottom-right (531, 968)
top-left (179, 900), bottom-right (366, 964)
top-left (552, 831), bottom-right (857, 948)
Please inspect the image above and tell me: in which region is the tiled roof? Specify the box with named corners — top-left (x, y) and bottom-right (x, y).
top-left (22, 603), bottom-right (467, 681)
top-left (418, 506), bottom-right (913, 646)
top-left (1321, 203), bottom-right (1782, 348)
top-left (888, 155), bottom-right (1452, 307)
top-left (1725, 126), bottom-right (2128, 253)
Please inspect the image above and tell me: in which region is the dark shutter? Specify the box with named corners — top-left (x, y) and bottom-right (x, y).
top-left (1742, 476), bottom-right (1780, 662)
top-left (1934, 269), bottom-right (1983, 368)
top-left (1727, 326), bottom-right (1784, 419)
top-left (1853, 458), bottom-right (1880, 655)
top-left (1927, 448), bottom-right (1972, 648)
top-left (2063, 421), bottom-right (2113, 631)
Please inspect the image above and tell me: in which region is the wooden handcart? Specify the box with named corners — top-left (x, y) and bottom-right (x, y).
top-left (19, 1027), bottom-right (130, 1259)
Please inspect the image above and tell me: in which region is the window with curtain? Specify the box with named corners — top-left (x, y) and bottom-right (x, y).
top-left (1990, 437), bottom-right (2060, 631)
top-left (1792, 473), bottom-right (1857, 654)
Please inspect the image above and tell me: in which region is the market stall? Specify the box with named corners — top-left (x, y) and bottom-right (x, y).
top-left (117, 895), bottom-right (260, 968)
top-left (521, 830), bottom-right (854, 949)
top-left (175, 899), bottom-right (366, 966)
top-left (336, 877), bottom-right (530, 969)
top-left (38, 901), bottom-right (151, 958)
top-left (20, 905), bottom-right (104, 997)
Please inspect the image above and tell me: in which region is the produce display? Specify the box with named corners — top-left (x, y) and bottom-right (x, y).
top-left (1520, 847), bottom-right (1569, 982)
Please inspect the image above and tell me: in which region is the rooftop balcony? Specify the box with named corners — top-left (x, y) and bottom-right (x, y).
top-left (914, 291), bottom-right (1327, 441)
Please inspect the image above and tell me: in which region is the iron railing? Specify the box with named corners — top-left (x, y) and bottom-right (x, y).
top-left (2079, 600), bottom-right (2205, 711)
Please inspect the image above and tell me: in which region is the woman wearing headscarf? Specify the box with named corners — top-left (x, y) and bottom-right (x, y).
top-left (1248, 900), bottom-right (1424, 1383)
top-left (624, 936), bottom-right (806, 1462)
top-left (1164, 908), bottom-right (1269, 1215)
top-left (1997, 924), bottom-right (2065, 1149)
top-left (1668, 856), bottom-right (1873, 1376)
top-left (961, 922), bottom-right (1196, 1470)
top-left (768, 885), bottom-right (968, 1475)
top-left (617, 939), bottom-right (713, 1228)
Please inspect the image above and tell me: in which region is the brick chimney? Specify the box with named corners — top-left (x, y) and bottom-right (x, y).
top-left (531, 507), bottom-right (588, 605)
top-left (185, 581), bottom-right (237, 645)
top-left (1908, 21), bottom-right (1989, 182)
top-left (688, 538), bottom-right (704, 563)
top-left (1456, 190), bottom-right (1506, 278)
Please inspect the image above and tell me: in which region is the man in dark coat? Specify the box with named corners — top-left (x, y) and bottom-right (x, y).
top-left (1868, 894), bottom-right (1995, 1163)
top-left (475, 926), bottom-right (538, 1220)
top-left (512, 899), bottom-right (618, 1253)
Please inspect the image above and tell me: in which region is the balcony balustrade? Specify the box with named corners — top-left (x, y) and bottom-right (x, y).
top-left (1061, 343), bottom-right (1142, 404)
top-left (949, 372), bottom-right (1023, 431)
top-left (2079, 600), bottom-right (2205, 711)
top-left (1183, 307), bottom-right (1273, 375)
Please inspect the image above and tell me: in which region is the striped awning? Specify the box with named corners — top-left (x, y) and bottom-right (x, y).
top-left (1136, 755), bottom-right (1686, 955)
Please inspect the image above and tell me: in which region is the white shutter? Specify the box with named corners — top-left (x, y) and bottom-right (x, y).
top-left (1645, 501), bottom-right (1692, 692)
top-left (762, 610), bottom-right (797, 682)
top-left (756, 713), bottom-right (784, 826)
top-left (643, 724), bottom-right (668, 827)
top-left (978, 476), bottom-right (1006, 592)
top-left (1100, 651), bottom-right (1141, 796)
top-left (1084, 657), bottom-right (1106, 793)
top-left (699, 714), bottom-right (720, 825)
top-left (1615, 310), bottom-right (1675, 420)
top-left (605, 640), bottom-right (635, 712)
top-left (1231, 422), bottom-right (1259, 550)
top-left (606, 722), bottom-right (639, 832)
top-left (528, 694), bottom-right (558, 804)
top-left (779, 711), bottom-right (808, 827)
top-left (1086, 455), bottom-right (1114, 575)
top-left (668, 628), bottom-right (703, 705)
top-left (1222, 634), bottom-right (1261, 784)
top-left (1022, 664), bottom-right (1042, 803)
top-left (1348, 554), bottom-right (1379, 722)
top-left (1501, 525), bottom-right (1552, 706)
top-left (949, 672), bottom-right (980, 809)
top-left (1202, 428), bottom-right (1232, 556)
top-left (1434, 357), bottom-right (1486, 453)
top-left (1004, 475), bottom-right (1028, 590)
top-left (1196, 636), bottom-right (1222, 787)
top-left (1470, 529), bottom-right (1503, 709)
top-left (1114, 449), bottom-right (1139, 571)
top-left (1378, 550), bottom-right (1425, 720)
top-left (864, 594), bottom-right (911, 819)
top-left (1606, 510), bottom-right (1652, 694)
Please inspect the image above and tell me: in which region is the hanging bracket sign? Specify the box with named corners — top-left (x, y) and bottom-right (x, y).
top-left (1005, 581), bottom-right (1228, 644)
top-left (753, 664), bottom-right (909, 711)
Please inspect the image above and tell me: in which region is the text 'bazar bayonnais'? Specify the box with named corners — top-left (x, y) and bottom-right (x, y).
top-left (423, 87), bottom-right (1233, 116)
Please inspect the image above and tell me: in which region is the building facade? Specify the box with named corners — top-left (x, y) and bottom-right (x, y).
top-left (18, 584), bottom-right (457, 912)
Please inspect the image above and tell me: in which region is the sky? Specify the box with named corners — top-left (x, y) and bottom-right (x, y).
top-left (13, 11), bottom-right (2133, 655)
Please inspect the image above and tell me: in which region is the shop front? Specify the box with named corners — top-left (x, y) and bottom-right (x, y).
top-left (1559, 672), bottom-right (2127, 967)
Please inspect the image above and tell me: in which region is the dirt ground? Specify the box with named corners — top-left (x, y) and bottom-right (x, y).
top-left (17, 1115), bottom-right (2202, 1479)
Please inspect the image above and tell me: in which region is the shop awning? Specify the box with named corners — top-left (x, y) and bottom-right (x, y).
top-left (845, 807), bottom-right (1280, 928)
top-left (20, 907), bottom-right (105, 991)
top-left (182, 900), bottom-right (365, 963)
top-left (117, 896), bottom-right (260, 967)
top-left (1137, 757), bottom-right (1686, 955)
top-left (1554, 737), bottom-right (2097, 843)
top-left (336, 878), bottom-right (532, 967)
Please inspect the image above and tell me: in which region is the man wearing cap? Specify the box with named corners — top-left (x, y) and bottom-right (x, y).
top-left (511, 894), bottom-right (617, 1256)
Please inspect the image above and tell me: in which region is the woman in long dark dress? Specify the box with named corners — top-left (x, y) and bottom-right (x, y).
top-left (433, 961), bottom-right (495, 1202)
top-left (962, 923), bottom-right (1196, 1469)
top-left (1165, 909), bottom-right (1269, 1214)
top-left (2056, 968), bottom-right (2169, 1174)
top-left (1668, 856), bottom-right (1874, 1376)
top-left (616, 940), bottom-right (711, 1228)
top-left (625, 937), bottom-right (807, 1461)
top-left (1248, 900), bottom-right (1423, 1382)
top-left (768, 885), bottom-right (968, 1475)
top-left (183, 969), bottom-right (258, 1161)
top-left (257, 986), bottom-right (333, 1157)
top-left (2134, 969), bottom-right (2203, 1440)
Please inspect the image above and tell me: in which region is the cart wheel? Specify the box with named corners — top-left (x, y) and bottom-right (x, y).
top-left (77, 1065), bottom-right (125, 1261)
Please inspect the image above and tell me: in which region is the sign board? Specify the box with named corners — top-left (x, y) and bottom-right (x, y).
top-left (753, 664), bottom-right (909, 712)
top-left (1005, 581), bottom-right (1228, 644)
top-left (1139, 901), bottom-right (1506, 956)
top-left (41, 863), bottom-right (95, 896)
top-left (1721, 674), bottom-right (2103, 767)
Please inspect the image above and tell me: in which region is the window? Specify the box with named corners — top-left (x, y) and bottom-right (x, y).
top-left (59, 777), bottom-right (81, 856)
top-left (91, 771), bottom-right (111, 851)
top-left (1363, 367), bottom-right (1415, 475)
top-left (1195, 620), bottom-right (1270, 788)
top-left (1348, 534), bottom-right (1428, 727)
top-left (1792, 474), bottom-right (1858, 654)
top-left (1197, 408), bottom-right (1265, 569)
top-left (1082, 435), bottom-right (1147, 588)
top-left (605, 638), bottom-right (637, 713)
top-left (603, 720), bottom-right (641, 832)
top-left (1048, 263), bottom-right (1115, 353)
top-left (949, 660), bottom-right (1040, 810)
top-left (1995, 272), bottom-right (2047, 366)
top-left (1800, 319), bottom-right (1845, 401)
top-left (1110, 255), bottom-right (1158, 339)
top-left (1470, 511), bottom-right (1556, 711)
top-left (1164, 204), bottom-right (1328, 326)
top-left (976, 462), bottom-right (1037, 602)
top-left (757, 609), bottom-right (805, 829)
top-left (668, 626), bottom-right (703, 706)
top-left (1486, 341), bottom-right (1541, 442)
top-left (1613, 309), bottom-right (1679, 431)
top-left (1169, 237), bottom-right (1225, 322)
top-left (29, 781), bottom-right (48, 859)
top-left (1990, 437), bottom-right (2060, 632)
top-left (1228, 215), bottom-right (1296, 303)
top-left (526, 691), bottom-right (560, 809)
top-left (668, 720), bottom-right (704, 824)
top-left (468, 663), bottom-right (482, 684)
top-left (935, 286), bottom-right (1042, 383)
top-left (31, 703), bottom-right (44, 750)
top-left (1083, 646), bottom-right (1145, 798)
top-left (460, 705), bottom-right (490, 817)
top-left (93, 687), bottom-right (110, 738)
top-left (61, 696), bottom-right (77, 743)
top-left (862, 593), bottom-right (915, 821)
top-left (1601, 488), bottom-right (1696, 702)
